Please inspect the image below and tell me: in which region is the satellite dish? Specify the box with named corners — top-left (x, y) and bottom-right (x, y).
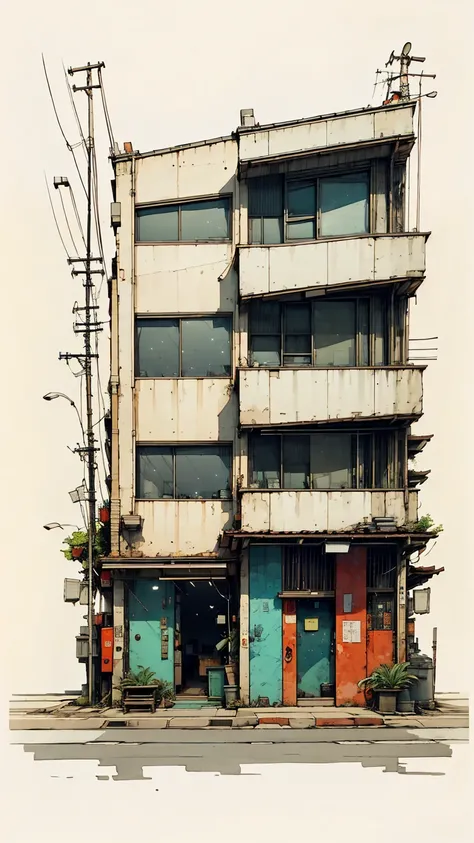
top-left (402, 41), bottom-right (412, 56)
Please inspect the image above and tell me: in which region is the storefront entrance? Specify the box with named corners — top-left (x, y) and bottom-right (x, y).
top-left (177, 581), bottom-right (229, 696)
top-left (296, 599), bottom-right (335, 698)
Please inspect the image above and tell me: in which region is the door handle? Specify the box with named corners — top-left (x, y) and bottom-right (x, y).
top-left (134, 634), bottom-right (141, 641)
top-left (285, 646), bottom-right (293, 663)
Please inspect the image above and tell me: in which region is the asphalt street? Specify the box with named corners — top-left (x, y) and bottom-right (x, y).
top-left (10, 727), bottom-right (468, 779)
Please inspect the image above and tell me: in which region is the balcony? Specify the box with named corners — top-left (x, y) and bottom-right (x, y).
top-left (238, 367), bottom-right (423, 427)
top-left (240, 490), bottom-right (418, 533)
top-left (238, 234), bottom-right (427, 299)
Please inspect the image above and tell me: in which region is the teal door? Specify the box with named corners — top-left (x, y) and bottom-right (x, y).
top-left (297, 600), bottom-right (334, 698)
top-left (129, 580), bottom-right (175, 686)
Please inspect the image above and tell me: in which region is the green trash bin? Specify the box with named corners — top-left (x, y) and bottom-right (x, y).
top-left (207, 666), bottom-right (226, 702)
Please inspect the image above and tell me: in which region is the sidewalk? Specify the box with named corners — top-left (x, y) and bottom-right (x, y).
top-left (9, 694), bottom-right (469, 731)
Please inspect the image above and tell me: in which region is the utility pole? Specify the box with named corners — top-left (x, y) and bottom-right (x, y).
top-left (61, 61), bottom-right (105, 705)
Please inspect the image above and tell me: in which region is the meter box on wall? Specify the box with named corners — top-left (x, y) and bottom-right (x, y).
top-left (64, 579), bottom-right (81, 603)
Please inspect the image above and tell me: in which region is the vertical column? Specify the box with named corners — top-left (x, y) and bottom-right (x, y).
top-left (282, 599), bottom-right (297, 706)
top-left (335, 547), bottom-right (367, 707)
top-left (112, 578), bottom-right (125, 704)
top-left (397, 553), bottom-right (407, 663)
top-left (239, 548), bottom-right (250, 704)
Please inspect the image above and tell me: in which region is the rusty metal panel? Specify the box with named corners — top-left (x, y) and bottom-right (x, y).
top-left (268, 122), bottom-right (328, 157)
top-left (373, 369), bottom-right (423, 417)
top-left (408, 490), bottom-right (419, 522)
top-left (241, 492), bottom-right (270, 532)
top-left (326, 369), bottom-right (375, 421)
top-left (136, 379), bottom-right (237, 441)
top-left (268, 370), bottom-right (328, 425)
top-left (374, 107), bottom-right (414, 139)
top-left (269, 490), bottom-right (328, 532)
top-left (374, 234), bottom-right (426, 281)
top-left (326, 113), bottom-right (375, 147)
top-left (327, 491), bottom-right (373, 530)
top-left (239, 370), bottom-right (270, 426)
top-left (136, 244), bottom-right (236, 314)
top-left (327, 237), bottom-right (374, 285)
top-left (135, 140), bottom-right (238, 204)
top-left (239, 131), bottom-right (270, 160)
top-left (136, 500), bottom-right (234, 556)
top-left (269, 242), bottom-right (328, 294)
top-left (384, 491), bottom-right (408, 524)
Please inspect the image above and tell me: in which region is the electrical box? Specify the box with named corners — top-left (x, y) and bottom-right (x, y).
top-left (75, 635), bottom-right (98, 660)
top-left (79, 583), bottom-right (89, 605)
top-left (413, 588), bottom-right (431, 615)
top-left (110, 202), bottom-right (121, 227)
top-left (343, 593), bottom-right (353, 613)
top-left (64, 579), bottom-right (81, 604)
top-left (101, 627), bottom-right (113, 673)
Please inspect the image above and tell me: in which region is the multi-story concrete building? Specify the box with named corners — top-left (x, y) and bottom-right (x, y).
top-left (104, 94), bottom-right (441, 707)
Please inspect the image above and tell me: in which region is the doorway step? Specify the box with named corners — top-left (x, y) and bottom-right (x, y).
top-left (173, 696), bottom-right (217, 710)
top-left (298, 698), bottom-right (334, 706)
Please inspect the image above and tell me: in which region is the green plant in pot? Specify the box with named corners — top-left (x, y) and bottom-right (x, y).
top-left (61, 523), bottom-right (110, 567)
top-left (215, 628), bottom-right (239, 684)
top-left (118, 666), bottom-right (175, 708)
top-left (358, 663), bottom-right (418, 714)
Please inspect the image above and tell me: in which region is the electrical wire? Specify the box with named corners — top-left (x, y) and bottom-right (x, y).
top-left (58, 188), bottom-right (79, 255)
top-left (44, 172), bottom-right (71, 258)
top-left (98, 65), bottom-right (115, 151)
top-left (69, 186), bottom-right (87, 249)
top-left (42, 54), bottom-right (88, 198)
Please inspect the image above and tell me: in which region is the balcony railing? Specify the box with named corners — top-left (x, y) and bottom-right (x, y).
top-left (239, 366), bottom-right (423, 427)
top-left (239, 234), bottom-right (427, 299)
top-left (240, 489), bottom-right (418, 533)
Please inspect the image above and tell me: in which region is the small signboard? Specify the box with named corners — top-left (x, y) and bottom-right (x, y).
top-left (285, 614), bottom-right (297, 624)
top-left (216, 614), bottom-right (226, 625)
top-left (305, 618), bottom-right (319, 631)
top-left (342, 620), bottom-right (361, 643)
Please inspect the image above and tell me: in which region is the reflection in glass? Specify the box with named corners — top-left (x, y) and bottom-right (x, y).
top-left (136, 447), bottom-right (173, 498)
top-left (176, 446), bottom-right (231, 499)
top-left (181, 318), bottom-right (231, 377)
top-left (136, 319), bottom-right (179, 377)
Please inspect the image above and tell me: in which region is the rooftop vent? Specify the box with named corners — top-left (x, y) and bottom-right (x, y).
top-left (240, 108), bottom-right (256, 128)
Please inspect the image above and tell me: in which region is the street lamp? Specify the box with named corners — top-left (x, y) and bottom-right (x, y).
top-left (44, 522), bottom-right (81, 531)
top-left (43, 392), bottom-right (85, 442)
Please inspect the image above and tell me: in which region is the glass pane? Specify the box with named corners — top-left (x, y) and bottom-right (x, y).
top-left (250, 436), bottom-right (280, 489)
top-left (374, 434), bottom-right (390, 489)
top-left (175, 446), bottom-right (231, 499)
top-left (284, 304), bottom-right (311, 335)
top-left (136, 319), bottom-right (179, 377)
top-left (136, 206), bottom-right (179, 242)
top-left (181, 198), bottom-right (230, 240)
top-left (284, 335), bottom-right (311, 354)
top-left (320, 174), bottom-right (369, 237)
top-left (249, 217), bottom-right (262, 245)
top-left (358, 299), bottom-right (370, 366)
top-left (373, 298), bottom-right (387, 365)
top-left (181, 318), bottom-right (231, 377)
top-left (313, 301), bottom-right (356, 366)
top-left (251, 335), bottom-right (281, 366)
top-left (249, 301), bottom-right (280, 334)
top-left (283, 436), bottom-right (310, 489)
top-left (263, 217), bottom-right (283, 244)
top-left (287, 182), bottom-right (316, 217)
top-left (311, 433), bottom-right (353, 489)
top-left (283, 355), bottom-right (311, 366)
top-left (358, 433), bottom-right (372, 488)
top-left (136, 447), bottom-right (173, 499)
top-left (287, 219), bottom-right (315, 240)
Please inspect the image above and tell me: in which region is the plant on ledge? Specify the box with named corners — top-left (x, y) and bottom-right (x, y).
top-left (358, 663), bottom-right (418, 714)
top-left (410, 513), bottom-right (443, 534)
top-left (118, 666), bottom-right (175, 706)
top-left (61, 523), bottom-right (110, 565)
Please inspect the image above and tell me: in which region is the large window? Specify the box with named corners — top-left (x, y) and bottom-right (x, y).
top-left (248, 172), bottom-right (370, 244)
top-left (248, 298), bottom-right (391, 367)
top-left (136, 316), bottom-right (232, 377)
top-left (136, 197), bottom-right (231, 242)
top-left (136, 445), bottom-right (232, 499)
top-left (248, 431), bottom-right (405, 490)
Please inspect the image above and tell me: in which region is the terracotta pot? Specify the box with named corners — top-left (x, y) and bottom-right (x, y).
top-left (99, 506), bottom-right (110, 523)
top-left (72, 547), bottom-right (84, 559)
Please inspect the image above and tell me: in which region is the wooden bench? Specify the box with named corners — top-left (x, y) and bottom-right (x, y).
top-left (122, 686), bottom-right (158, 714)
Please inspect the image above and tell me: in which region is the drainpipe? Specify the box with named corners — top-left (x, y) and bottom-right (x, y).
top-left (389, 140), bottom-right (400, 233)
top-left (109, 269), bottom-right (120, 555)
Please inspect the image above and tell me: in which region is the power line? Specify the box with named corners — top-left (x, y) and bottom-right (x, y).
top-left (98, 65), bottom-right (116, 151)
top-left (58, 187), bottom-right (79, 255)
top-left (44, 172), bottom-right (71, 258)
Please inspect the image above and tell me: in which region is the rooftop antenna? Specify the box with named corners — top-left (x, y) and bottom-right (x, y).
top-left (385, 42), bottom-right (425, 101)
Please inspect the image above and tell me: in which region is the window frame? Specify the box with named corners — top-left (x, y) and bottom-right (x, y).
top-left (135, 443), bottom-right (233, 500)
top-left (135, 194), bottom-right (233, 244)
top-left (135, 314), bottom-right (233, 379)
top-left (248, 297), bottom-right (391, 368)
top-left (248, 430), bottom-right (405, 491)
top-left (248, 169), bottom-right (371, 245)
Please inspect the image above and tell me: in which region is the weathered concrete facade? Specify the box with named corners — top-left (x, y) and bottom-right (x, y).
top-left (106, 98), bottom-right (437, 705)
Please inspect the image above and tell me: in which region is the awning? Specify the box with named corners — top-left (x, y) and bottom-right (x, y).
top-left (407, 564), bottom-right (445, 590)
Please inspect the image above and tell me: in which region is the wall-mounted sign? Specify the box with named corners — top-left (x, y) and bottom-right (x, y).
top-left (285, 614), bottom-right (297, 624)
top-left (216, 615), bottom-right (226, 625)
top-left (342, 620), bottom-right (361, 643)
top-left (305, 618), bottom-right (319, 631)
top-left (343, 593), bottom-right (353, 613)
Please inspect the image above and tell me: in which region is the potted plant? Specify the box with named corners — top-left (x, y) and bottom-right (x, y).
top-left (99, 501), bottom-right (110, 524)
top-left (118, 666), bottom-right (175, 712)
top-left (216, 629), bottom-right (239, 706)
top-left (61, 523), bottom-right (110, 567)
top-left (358, 663), bottom-right (418, 714)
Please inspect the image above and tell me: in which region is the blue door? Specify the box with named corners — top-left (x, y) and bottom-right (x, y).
top-left (128, 580), bottom-right (175, 686)
top-left (297, 600), bottom-right (334, 698)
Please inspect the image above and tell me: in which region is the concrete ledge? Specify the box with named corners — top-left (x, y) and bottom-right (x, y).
top-left (168, 717), bottom-right (211, 729)
top-left (316, 717), bottom-right (355, 727)
top-left (258, 716), bottom-right (290, 726)
top-left (9, 718), bottom-right (108, 731)
top-left (289, 717), bottom-right (315, 729)
top-left (232, 715), bottom-right (258, 728)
